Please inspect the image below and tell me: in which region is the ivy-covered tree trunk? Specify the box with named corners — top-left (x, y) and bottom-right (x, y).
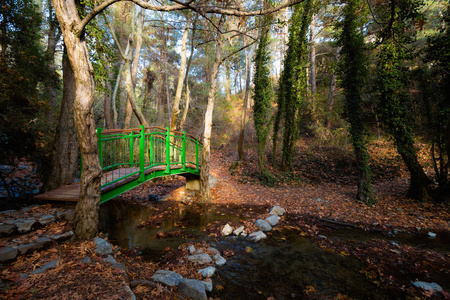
top-left (253, 27), bottom-right (273, 180)
top-left (377, 41), bottom-right (430, 201)
top-left (338, 0), bottom-right (375, 205)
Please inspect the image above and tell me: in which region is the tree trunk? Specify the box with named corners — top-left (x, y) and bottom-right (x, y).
top-left (237, 41), bottom-right (253, 161)
top-left (104, 64), bottom-right (113, 129)
top-left (52, 0), bottom-right (102, 240)
top-left (200, 17), bottom-right (224, 202)
top-left (326, 46), bottom-right (340, 129)
top-left (45, 0), bottom-right (61, 112)
top-left (41, 48), bottom-right (79, 192)
top-left (310, 14), bottom-right (316, 95)
top-left (170, 17), bottom-right (191, 132)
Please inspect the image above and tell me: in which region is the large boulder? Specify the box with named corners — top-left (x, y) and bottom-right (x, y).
top-left (178, 278), bottom-right (207, 300)
top-left (152, 270), bottom-right (183, 287)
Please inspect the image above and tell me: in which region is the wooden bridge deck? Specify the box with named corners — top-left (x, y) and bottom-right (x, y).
top-left (34, 164), bottom-right (197, 202)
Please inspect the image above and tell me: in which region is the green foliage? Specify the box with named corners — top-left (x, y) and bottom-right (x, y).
top-left (338, 0), bottom-right (375, 205)
top-left (0, 0), bottom-right (55, 162)
top-left (273, 0), bottom-right (313, 171)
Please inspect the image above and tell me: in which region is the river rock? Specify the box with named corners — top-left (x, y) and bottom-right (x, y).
top-left (213, 254), bottom-right (226, 266)
top-left (32, 260), bottom-right (59, 275)
top-left (187, 253), bottom-right (212, 264)
top-left (0, 224), bottom-right (15, 235)
top-left (206, 247), bottom-right (220, 256)
top-left (249, 231), bottom-right (267, 242)
top-left (38, 215), bottom-right (56, 226)
top-left (152, 270), bottom-right (183, 287)
top-left (412, 281), bottom-right (443, 294)
top-left (222, 223), bottom-right (233, 236)
top-left (428, 232), bottom-right (436, 238)
top-left (123, 281), bottom-right (136, 300)
top-left (0, 247), bottom-right (18, 262)
top-left (50, 231), bottom-right (74, 242)
top-left (255, 219), bottom-right (272, 232)
top-left (269, 205), bottom-right (286, 216)
top-left (178, 278), bottom-right (207, 300)
top-left (18, 237), bottom-right (52, 255)
top-left (104, 255), bottom-right (127, 271)
top-left (94, 237), bottom-right (113, 255)
top-left (265, 215), bottom-right (280, 226)
top-left (203, 278), bottom-right (213, 292)
top-left (15, 219), bottom-right (36, 233)
top-left (198, 266), bottom-right (216, 278)
top-left (188, 245), bottom-right (196, 254)
top-left (233, 226), bottom-right (244, 236)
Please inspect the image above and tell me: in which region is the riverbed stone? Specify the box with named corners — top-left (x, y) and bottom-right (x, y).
top-left (265, 215), bottom-right (280, 226)
top-left (213, 254), bottom-right (226, 266)
top-left (255, 219), bottom-right (272, 232)
top-left (104, 255), bottom-right (127, 271)
top-left (269, 205), bottom-right (286, 216)
top-left (50, 231), bottom-right (74, 242)
top-left (0, 247), bottom-right (18, 262)
top-left (206, 247), bottom-right (220, 256)
top-left (188, 245), bottom-right (196, 254)
top-left (38, 215), bottom-right (56, 226)
top-left (123, 281), bottom-right (136, 300)
top-left (152, 270), bottom-right (183, 287)
top-left (249, 231), bottom-right (267, 242)
top-left (203, 278), bottom-right (213, 292)
top-left (94, 237), bottom-right (113, 255)
top-left (32, 260), bottom-right (59, 275)
top-left (198, 266), bottom-right (216, 278)
top-left (187, 253), bottom-right (212, 264)
top-left (15, 219), bottom-right (36, 233)
top-left (222, 223), bottom-right (233, 236)
top-left (233, 226), bottom-right (244, 236)
top-left (0, 224), bottom-right (15, 235)
top-left (178, 278), bottom-right (207, 300)
top-left (412, 281), bottom-right (443, 293)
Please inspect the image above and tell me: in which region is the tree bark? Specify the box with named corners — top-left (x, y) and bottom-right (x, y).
top-left (200, 17), bottom-right (225, 202)
top-left (170, 17), bottom-right (191, 132)
top-left (52, 0), bottom-right (102, 240)
top-left (104, 64), bottom-right (113, 129)
top-left (41, 48), bottom-right (79, 192)
top-left (326, 46), bottom-right (340, 129)
top-left (309, 14), bottom-right (316, 95)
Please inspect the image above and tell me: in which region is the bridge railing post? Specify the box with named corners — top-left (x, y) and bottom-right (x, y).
top-left (129, 130), bottom-right (134, 168)
top-left (139, 125), bottom-right (145, 182)
top-left (165, 127), bottom-right (170, 174)
top-left (182, 131), bottom-right (186, 171)
top-left (97, 128), bottom-right (103, 168)
top-left (195, 138), bottom-right (199, 171)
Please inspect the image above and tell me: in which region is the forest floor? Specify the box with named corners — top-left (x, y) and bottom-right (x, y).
top-left (1, 140), bottom-right (450, 299)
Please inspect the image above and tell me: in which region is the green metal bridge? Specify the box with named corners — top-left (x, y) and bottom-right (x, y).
top-left (35, 126), bottom-right (202, 204)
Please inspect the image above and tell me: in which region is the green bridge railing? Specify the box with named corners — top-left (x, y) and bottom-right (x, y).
top-left (97, 125), bottom-right (202, 203)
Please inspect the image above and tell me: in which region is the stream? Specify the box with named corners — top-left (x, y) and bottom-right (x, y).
top-left (99, 199), bottom-right (450, 299)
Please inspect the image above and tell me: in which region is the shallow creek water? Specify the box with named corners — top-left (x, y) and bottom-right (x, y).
top-left (99, 200), bottom-right (449, 299)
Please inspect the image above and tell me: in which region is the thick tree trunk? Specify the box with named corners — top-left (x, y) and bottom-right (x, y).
top-left (170, 17), bottom-right (191, 132)
top-left (200, 18), bottom-right (224, 202)
top-left (41, 49), bottom-right (79, 192)
top-left (52, 0), bottom-right (101, 240)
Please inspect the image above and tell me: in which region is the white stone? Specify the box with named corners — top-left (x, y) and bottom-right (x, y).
top-left (265, 215), bottom-right (280, 226)
top-left (412, 281), bottom-right (443, 293)
top-left (213, 254), bottom-right (226, 266)
top-left (222, 223), bottom-right (233, 236)
top-left (255, 219), bottom-right (272, 232)
top-left (188, 245), bottom-right (196, 254)
top-left (233, 226), bottom-right (244, 236)
top-left (187, 253), bottom-right (212, 264)
top-left (249, 231), bottom-right (267, 242)
top-left (269, 205), bottom-right (286, 216)
top-left (198, 266), bottom-right (216, 278)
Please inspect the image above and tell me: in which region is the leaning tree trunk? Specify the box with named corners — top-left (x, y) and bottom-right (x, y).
top-left (52, 0), bottom-right (102, 240)
top-left (200, 17), bottom-right (224, 202)
top-left (41, 49), bottom-right (79, 192)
